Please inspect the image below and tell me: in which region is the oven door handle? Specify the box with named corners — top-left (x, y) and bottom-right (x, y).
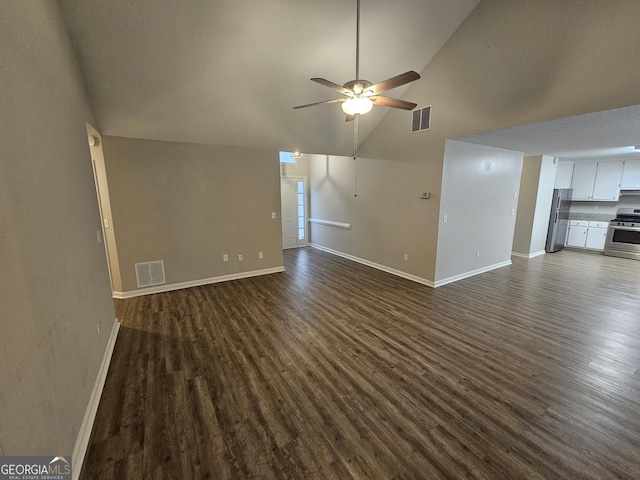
top-left (608, 225), bottom-right (640, 232)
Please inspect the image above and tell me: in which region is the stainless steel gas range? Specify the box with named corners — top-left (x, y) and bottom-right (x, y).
top-left (604, 208), bottom-right (640, 260)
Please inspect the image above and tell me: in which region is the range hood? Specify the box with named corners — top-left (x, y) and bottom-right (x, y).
top-left (620, 189), bottom-right (640, 196)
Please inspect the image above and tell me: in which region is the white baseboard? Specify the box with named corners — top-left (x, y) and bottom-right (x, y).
top-left (72, 318), bottom-right (120, 480)
top-left (112, 266), bottom-right (285, 299)
top-left (433, 260), bottom-right (512, 287)
top-left (511, 250), bottom-right (546, 259)
top-left (310, 244), bottom-right (513, 289)
top-left (310, 243), bottom-right (435, 288)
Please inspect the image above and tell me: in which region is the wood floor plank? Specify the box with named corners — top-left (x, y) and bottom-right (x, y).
top-left (80, 247), bottom-right (640, 479)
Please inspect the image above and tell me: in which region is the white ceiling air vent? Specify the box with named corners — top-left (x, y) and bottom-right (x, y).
top-left (411, 106), bottom-right (431, 133)
top-left (135, 260), bottom-right (166, 288)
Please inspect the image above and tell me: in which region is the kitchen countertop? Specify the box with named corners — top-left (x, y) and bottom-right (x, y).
top-left (568, 213), bottom-right (613, 222)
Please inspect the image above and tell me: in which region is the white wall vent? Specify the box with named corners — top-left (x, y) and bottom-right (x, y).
top-left (135, 260), bottom-right (166, 288)
top-left (411, 105), bottom-right (431, 133)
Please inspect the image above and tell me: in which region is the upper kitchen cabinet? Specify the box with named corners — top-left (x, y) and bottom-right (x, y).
top-left (570, 163), bottom-right (597, 199)
top-left (592, 161), bottom-right (623, 200)
top-left (621, 159), bottom-right (640, 189)
top-left (554, 161), bottom-right (574, 188)
top-left (570, 160), bottom-right (623, 201)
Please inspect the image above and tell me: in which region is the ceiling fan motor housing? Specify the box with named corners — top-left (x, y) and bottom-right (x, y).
top-left (343, 80), bottom-right (373, 96)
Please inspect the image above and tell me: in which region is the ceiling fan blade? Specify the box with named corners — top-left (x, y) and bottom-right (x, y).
top-left (368, 71), bottom-right (420, 95)
top-left (372, 96), bottom-right (417, 110)
top-left (345, 115), bottom-right (355, 122)
top-left (293, 98), bottom-right (344, 109)
top-left (311, 78), bottom-right (353, 96)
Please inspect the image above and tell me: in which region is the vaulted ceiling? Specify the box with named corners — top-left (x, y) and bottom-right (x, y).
top-left (59, 0), bottom-right (480, 156)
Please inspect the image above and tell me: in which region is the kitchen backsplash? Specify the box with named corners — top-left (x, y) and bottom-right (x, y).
top-left (568, 193), bottom-right (640, 221)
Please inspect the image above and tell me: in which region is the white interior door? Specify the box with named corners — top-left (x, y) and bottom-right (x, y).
top-left (281, 176), bottom-right (307, 249)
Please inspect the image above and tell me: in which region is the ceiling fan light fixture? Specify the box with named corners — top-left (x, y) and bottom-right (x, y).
top-left (341, 96), bottom-right (373, 116)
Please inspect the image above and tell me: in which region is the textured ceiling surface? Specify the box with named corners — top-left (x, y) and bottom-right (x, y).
top-left (59, 0), bottom-right (480, 156)
top-left (455, 105), bottom-right (640, 159)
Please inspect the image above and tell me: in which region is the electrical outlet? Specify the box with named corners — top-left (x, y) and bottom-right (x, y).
top-left (223, 254), bottom-right (228, 262)
top-left (443, 214), bottom-right (448, 223)
top-left (259, 252), bottom-right (264, 259)
top-left (510, 209), bottom-right (515, 216)
top-left (271, 212), bottom-right (276, 219)
top-left (96, 323), bottom-right (101, 337)
top-left (403, 254), bottom-right (408, 261)
top-left (238, 254), bottom-right (243, 261)
top-left (476, 251), bottom-right (480, 259)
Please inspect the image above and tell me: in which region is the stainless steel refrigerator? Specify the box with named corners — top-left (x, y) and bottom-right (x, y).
top-left (545, 188), bottom-right (572, 253)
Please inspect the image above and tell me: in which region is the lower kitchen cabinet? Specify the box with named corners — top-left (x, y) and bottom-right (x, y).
top-left (567, 221), bottom-right (588, 247)
top-left (585, 221), bottom-right (608, 250)
top-left (567, 220), bottom-right (608, 251)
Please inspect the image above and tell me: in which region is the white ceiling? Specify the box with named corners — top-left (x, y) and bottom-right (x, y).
top-left (455, 104), bottom-right (640, 159)
top-left (58, 0), bottom-right (481, 156)
top-left (456, 105), bottom-right (640, 158)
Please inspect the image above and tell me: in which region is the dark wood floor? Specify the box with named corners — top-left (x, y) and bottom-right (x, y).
top-left (80, 247), bottom-right (640, 479)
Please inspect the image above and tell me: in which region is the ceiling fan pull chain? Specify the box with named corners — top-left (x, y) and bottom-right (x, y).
top-left (354, 116), bottom-right (358, 197)
top-left (354, 115), bottom-right (359, 158)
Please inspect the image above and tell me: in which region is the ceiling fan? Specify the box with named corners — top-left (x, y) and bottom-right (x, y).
top-left (293, 0), bottom-right (420, 121)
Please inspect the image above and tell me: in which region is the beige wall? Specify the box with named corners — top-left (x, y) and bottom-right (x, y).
top-left (528, 156), bottom-right (558, 254)
top-left (0, 2), bottom-right (115, 456)
top-left (101, 136), bottom-right (284, 294)
top-left (513, 156), bottom-right (545, 255)
top-left (314, 0), bottom-right (640, 283)
top-left (309, 153), bottom-right (435, 279)
top-left (309, 154), bottom-right (358, 256)
top-left (435, 141), bottom-right (523, 283)
top-left (513, 155), bottom-right (558, 257)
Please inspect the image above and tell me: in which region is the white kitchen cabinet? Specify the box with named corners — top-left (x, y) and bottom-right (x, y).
top-left (570, 163), bottom-right (597, 200)
top-left (567, 220), bottom-right (608, 250)
top-left (585, 221), bottom-right (608, 250)
top-left (592, 161), bottom-right (623, 200)
top-left (621, 159), bottom-right (640, 189)
top-left (566, 220), bottom-right (588, 247)
top-left (570, 161), bottom-right (622, 201)
top-left (554, 161), bottom-right (574, 189)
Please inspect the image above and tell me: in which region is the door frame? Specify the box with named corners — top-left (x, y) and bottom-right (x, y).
top-left (280, 175), bottom-right (308, 249)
